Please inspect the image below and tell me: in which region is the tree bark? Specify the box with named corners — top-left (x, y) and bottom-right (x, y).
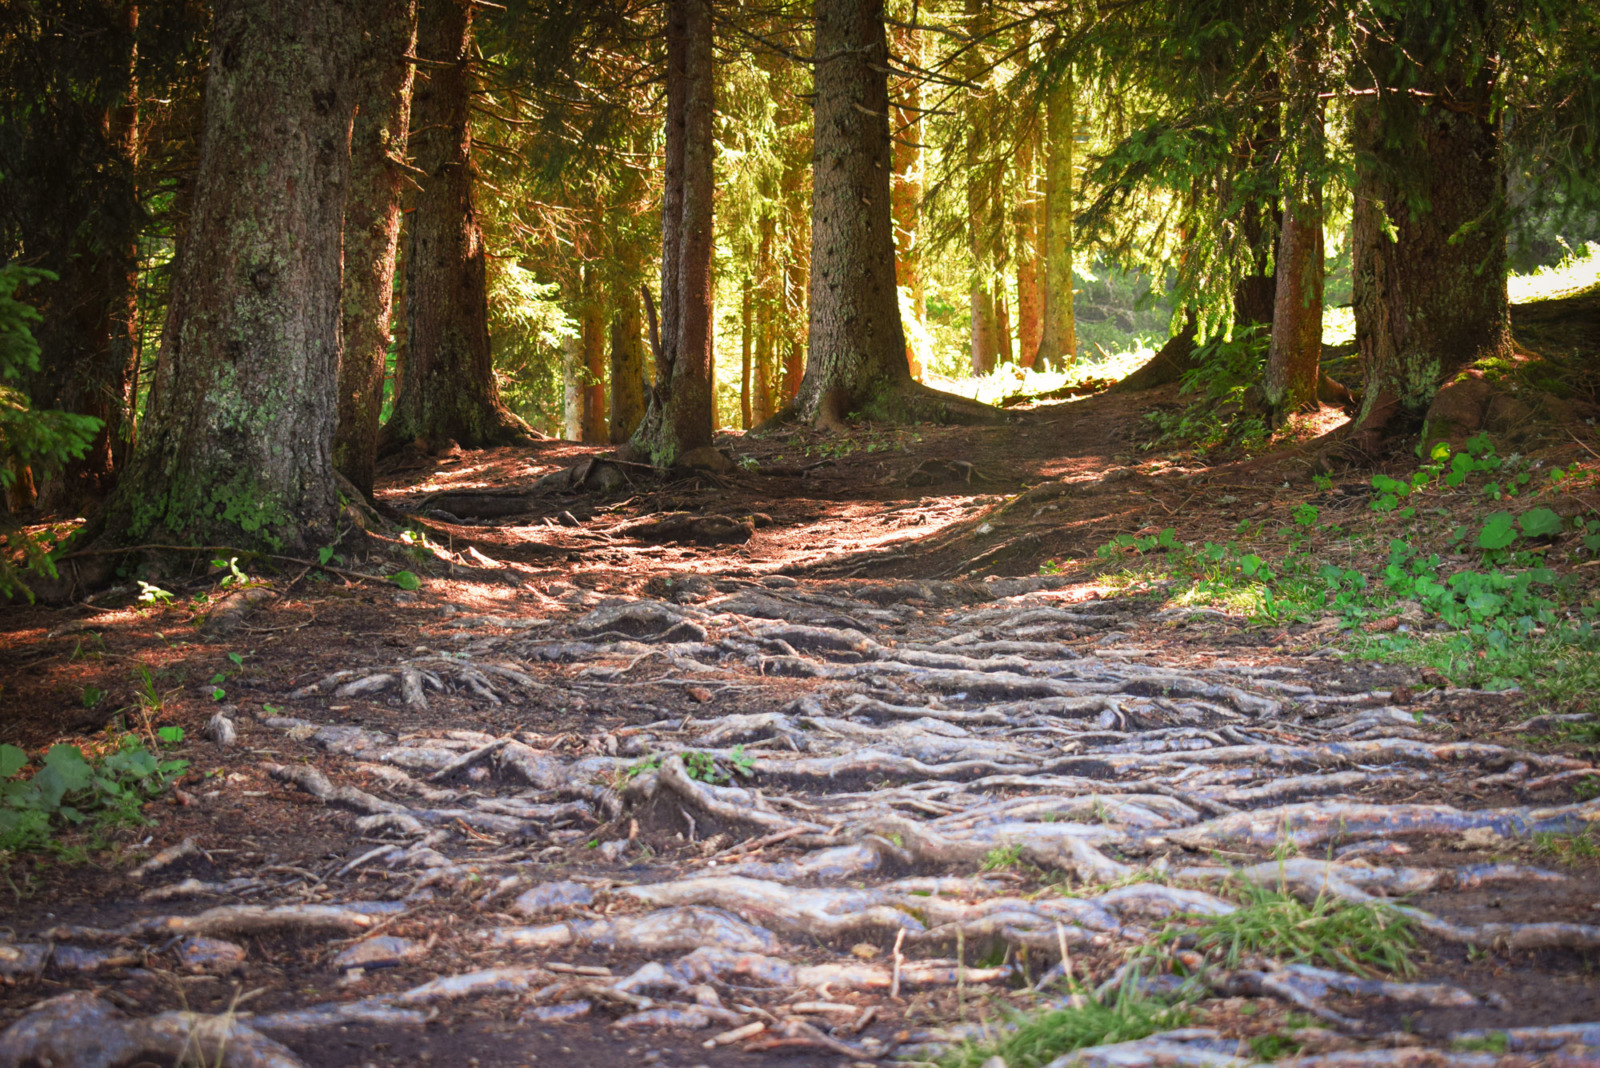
top-left (753, 209), bottom-right (778, 422)
top-left (740, 271), bottom-right (753, 429)
top-left (609, 282), bottom-right (647, 445)
top-left (1016, 120), bottom-right (1042, 367)
top-left (1034, 65), bottom-right (1075, 370)
top-left (630, 0), bottom-right (715, 465)
top-left (1265, 195), bottom-right (1323, 416)
top-left (780, 151), bottom-right (809, 403)
top-left (1349, 24), bottom-right (1511, 449)
top-left (798, 0), bottom-right (998, 427)
top-left (890, 17), bottom-right (925, 376)
top-left (14, 0), bottom-right (142, 512)
top-left (580, 262), bottom-right (608, 443)
top-left (963, 0), bottom-right (998, 376)
top-left (334, 0), bottom-right (416, 497)
top-left (383, 0), bottom-right (529, 452)
top-left (1264, 48), bottom-right (1324, 420)
top-left (100, 0), bottom-right (359, 553)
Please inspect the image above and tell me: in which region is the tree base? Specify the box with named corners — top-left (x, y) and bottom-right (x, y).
top-left (1108, 324), bottom-right (1198, 394)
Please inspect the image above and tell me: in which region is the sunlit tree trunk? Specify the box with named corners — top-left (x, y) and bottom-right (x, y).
top-left (102, 0), bottom-right (359, 552)
top-left (1266, 195), bottom-right (1323, 416)
top-left (631, 0), bottom-right (715, 464)
top-left (335, 0), bottom-right (416, 497)
top-left (964, 0), bottom-right (998, 376)
top-left (798, 0), bottom-right (910, 425)
top-left (1034, 64), bottom-right (1075, 370)
top-left (579, 261), bottom-right (607, 443)
top-left (753, 209), bottom-right (777, 422)
top-left (890, 14), bottom-right (925, 378)
top-left (781, 152), bottom-right (810, 403)
top-left (384, 0), bottom-right (529, 451)
top-left (740, 270), bottom-right (753, 429)
top-left (1015, 121), bottom-right (1042, 367)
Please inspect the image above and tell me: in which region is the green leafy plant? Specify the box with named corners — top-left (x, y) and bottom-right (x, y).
top-left (682, 751), bottom-right (723, 784)
top-left (0, 265), bottom-right (103, 600)
top-left (211, 556), bottom-right (250, 589)
top-left (1, 737), bottom-right (189, 854)
top-left (392, 570), bottom-right (421, 591)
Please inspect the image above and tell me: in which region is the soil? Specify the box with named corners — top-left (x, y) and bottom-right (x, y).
top-left (3, 336), bottom-right (1600, 1067)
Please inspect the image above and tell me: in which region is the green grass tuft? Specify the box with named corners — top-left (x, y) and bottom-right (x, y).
top-left (941, 988), bottom-right (1188, 1068)
top-left (1168, 880), bottom-right (1418, 978)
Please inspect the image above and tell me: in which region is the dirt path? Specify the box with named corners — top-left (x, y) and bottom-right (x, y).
top-left (3, 395), bottom-right (1599, 1067)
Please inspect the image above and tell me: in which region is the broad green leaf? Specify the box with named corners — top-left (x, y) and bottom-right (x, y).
top-left (392, 570), bottom-right (421, 591)
top-left (0, 744), bottom-right (26, 779)
top-left (1476, 512), bottom-right (1517, 550)
top-left (1517, 507), bottom-right (1562, 538)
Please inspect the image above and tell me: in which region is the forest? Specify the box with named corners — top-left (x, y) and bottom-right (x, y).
top-left (2, 0), bottom-right (1600, 1065)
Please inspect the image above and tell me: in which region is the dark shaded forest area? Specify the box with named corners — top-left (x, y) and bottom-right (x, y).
top-left (3, 0), bottom-right (1600, 1065)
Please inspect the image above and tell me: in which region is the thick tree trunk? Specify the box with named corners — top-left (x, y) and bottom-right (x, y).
top-left (383, 0), bottom-right (528, 452)
top-left (890, 18), bottom-right (925, 376)
top-left (798, 0), bottom-right (998, 427)
top-left (101, 0), bottom-right (359, 553)
top-left (1110, 312), bottom-right (1198, 394)
top-left (1016, 122), bottom-right (1042, 367)
top-left (1349, 59), bottom-right (1511, 448)
top-left (19, 1), bottom-right (141, 512)
top-left (1034, 66), bottom-right (1075, 370)
top-left (1265, 196), bottom-right (1324, 416)
top-left (780, 150), bottom-right (809, 402)
top-left (1264, 56), bottom-right (1324, 420)
top-left (334, 0), bottom-right (416, 497)
top-left (580, 263), bottom-right (608, 443)
top-left (609, 283), bottom-right (647, 445)
top-left (630, 0), bottom-right (715, 465)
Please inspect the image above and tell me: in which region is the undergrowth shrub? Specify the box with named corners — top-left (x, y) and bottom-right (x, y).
top-left (0, 263), bottom-right (103, 599)
top-left (0, 733), bottom-right (187, 854)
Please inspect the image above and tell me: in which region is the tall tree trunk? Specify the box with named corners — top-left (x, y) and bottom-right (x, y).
top-left (383, 0), bottom-right (528, 452)
top-left (562, 326), bottom-right (582, 440)
top-left (101, 0), bottom-right (359, 552)
top-left (1264, 44), bottom-right (1324, 420)
top-left (579, 262), bottom-right (608, 443)
top-left (1265, 196), bottom-right (1323, 417)
top-left (334, 0), bottom-right (416, 497)
top-left (21, 0), bottom-right (142, 512)
top-left (630, 0), bottom-right (715, 465)
top-left (995, 289), bottom-right (1012, 366)
top-left (780, 152), bottom-right (809, 403)
top-left (609, 284), bottom-right (647, 445)
top-left (739, 271), bottom-right (753, 429)
top-left (890, 16), bottom-right (925, 377)
top-left (799, 0), bottom-right (997, 427)
top-left (753, 209), bottom-right (778, 422)
top-left (1233, 108), bottom-right (1280, 331)
top-left (963, 0), bottom-right (998, 376)
top-left (1016, 121), bottom-right (1042, 367)
top-left (1034, 65), bottom-right (1075, 370)
top-left (1349, 18), bottom-right (1511, 450)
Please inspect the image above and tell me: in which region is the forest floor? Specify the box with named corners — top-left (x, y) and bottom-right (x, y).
top-left (3, 294), bottom-right (1600, 1068)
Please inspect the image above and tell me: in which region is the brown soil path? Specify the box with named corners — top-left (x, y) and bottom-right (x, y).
top-left (2, 386), bottom-right (1598, 1068)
